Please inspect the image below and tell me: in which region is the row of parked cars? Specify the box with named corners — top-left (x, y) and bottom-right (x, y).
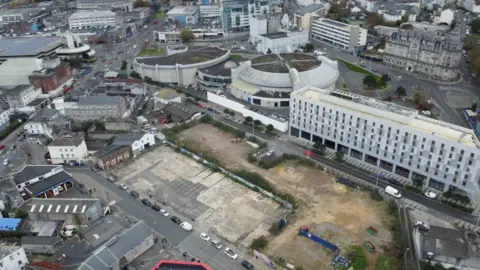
top-left (198, 232), bottom-right (254, 268)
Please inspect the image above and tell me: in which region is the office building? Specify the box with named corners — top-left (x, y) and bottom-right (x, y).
top-left (167, 6), bottom-right (199, 26)
top-left (294, 3), bottom-right (328, 30)
top-left (200, 5), bottom-right (221, 18)
top-left (383, 29), bottom-right (462, 81)
top-left (220, 0), bottom-right (270, 32)
top-left (289, 87), bottom-right (480, 199)
top-left (253, 31), bottom-right (309, 54)
top-left (68, 10), bottom-right (117, 30)
top-left (310, 18), bottom-right (367, 52)
top-left (60, 96), bottom-right (129, 121)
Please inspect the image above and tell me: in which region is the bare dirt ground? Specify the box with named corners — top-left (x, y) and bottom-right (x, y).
top-left (180, 124), bottom-right (393, 270)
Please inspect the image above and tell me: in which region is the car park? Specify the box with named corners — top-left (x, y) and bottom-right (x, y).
top-left (224, 248), bottom-right (238, 259)
top-left (130, 191), bottom-right (140, 198)
top-left (171, 216), bottom-right (181, 224)
top-left (160, 209), bottom-right (170, 217)
top-left (241, 260), bottom-right (254, 269)
top-left (211, 240), bottom-right (222, 249)
top-left (180, 222), bottom-right (193, 231)
top-left (424, 191), bottom-right (437, 199)
top-left (118, 183), bottom-right (128, 190)
top-left (142, 199), bottom-right (152, 206)
top-left (200, 233), bottom-right (210, 241)
top-left (151, 204), bottom-right (161, 211)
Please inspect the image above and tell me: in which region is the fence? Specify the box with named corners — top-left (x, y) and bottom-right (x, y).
top-left (299, 229), bottom-right (338, 251)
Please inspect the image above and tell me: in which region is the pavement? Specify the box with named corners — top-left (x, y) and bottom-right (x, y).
top-left (66, 167), bottom-right (270, 270)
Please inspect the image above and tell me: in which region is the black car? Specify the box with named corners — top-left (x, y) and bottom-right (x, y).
top-left (386, 178), bottom-right (402, 187)
top-left (241, 260), bottom-right (254, 269)
top-left (142, 199), bottom-right (152, 206)
top-left (171, 216), bottom-right (181, 224)
top-left (130, 191), bottom-right (140, 198)
top-left (151, 204), bottom-right (161, 211)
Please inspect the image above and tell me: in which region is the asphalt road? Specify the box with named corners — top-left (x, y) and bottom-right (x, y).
top-left (67, 168), bottom-right (253, 270)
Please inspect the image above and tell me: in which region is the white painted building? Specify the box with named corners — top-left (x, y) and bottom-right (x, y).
top-left (68, 10), bottom-right (116, 30)
top-left (112, 133), bottom-right (156, 156)
top-left (4, 85), bottom-right (42, 109)
top-left (378, 10), bottom-right (416, 23)
top-left (294, 3), bottom-right (329, 30)
top-left (167, 6), bottom-right (199, 26)
top-left (290, 87), bottom-right (480, 199)
top-left (0, 108), bottom-right (13, 131)
top-left (200, 5), bottom-right (220, 18)
top-left (434, 9), bottom-right (454, 25)
top-left (24, 108), bottom-right (61, 139)
top-left (253, 31), bottom-right (309, 54)
top-left (0, 246), bottom-right (29, 270)
top-left (47, 137), bottom-right (88, 165)
top-left (310, 18), bottom-right (367, 52)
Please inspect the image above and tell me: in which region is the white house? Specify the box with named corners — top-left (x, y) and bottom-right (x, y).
top-left (0, 108), bottom-right (13, 131)
top-left (11, 165), bottom-right (64, 191)
top-left (112, 133), bottom-right (156, 156)
top-left (47, 137), bottom-right (88, 165)
top-left (24, 108), bottom-right (60, 139)
top-left (0, 246), bottom-right (29, 270)
top-left (434, 9), bottom-right (454, 25)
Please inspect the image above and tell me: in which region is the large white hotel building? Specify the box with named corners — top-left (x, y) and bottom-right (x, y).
top-left (310, 18), bottom-right (367, 52)
top-left (290, 87), bottom-right (480, 198)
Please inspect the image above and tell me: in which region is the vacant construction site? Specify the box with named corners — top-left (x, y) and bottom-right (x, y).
top-left (111, 146), bottom-right (288, 246)
top-left (179, 124), bottom-right (394, 269)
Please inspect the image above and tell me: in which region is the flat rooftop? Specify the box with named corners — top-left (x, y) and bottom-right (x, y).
top-left (293, 87), bottom-right (480, 148)
top-left (315, 18), bottom-right (350, 29)
top-left (0, 37), bottom-right (64, 58)
top-left (261, 32), bottom-right (288, 39)
top-left (24, 171), bottom-right (73, 196)
top-left (27, 198), bottom-right (100, 215)
top-left (167, 6), bottom-right (198, 15)
top-left (136, 47), bottom-right (228, 66)
top-left (0, 245), bottom-right (22, 259)
top-left (250, 53), bottom-right (321, 73)
top-left (421, 226), bottom-right (470, 258)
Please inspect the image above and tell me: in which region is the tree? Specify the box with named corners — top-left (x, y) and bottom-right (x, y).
top-left (224, 109), bottom-right (230, 114)
top-left (245, 116), bottom-right (253, 123)
top-left (15, 208), bottom-right (28, 219)
top-left (304, 43), bottom-right (314, 52)
top-left (363, 75), bottom-right (377, 88)
top-left (229, 111), bottom-right (235, 117)
top-left (395, 86), bottom-right (407, 97)
top-left (266, 48), bottom-right (272, 54)
top-left (381, 74), bottom-right (390, 83)
top-left (472, 102), bottom-right (478, 111)
top-left (250, 236), bottom-right (268, 251)
top-left (266, 124), bottom-right (274, 132)
top-left (253, 120), bottom-right (262, 126)
top-left (180, 29), bottom-right (194, 42)
top-left (471, 18), bottom-right (480, 34)
top-left (144, 76), bottom-right (152, 82)
top-left (313, 142), bottom-right (326, 155)
top-left (413, 93), bottom-right (425, 104)
top-left (365, 13), bottom-right (387, 28)
top-left (130, 71), bottom-right (141, 79)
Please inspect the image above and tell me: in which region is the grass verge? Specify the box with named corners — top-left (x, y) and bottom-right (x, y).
top-left (137, 47), bottom-right (165, 57)
top-left (337, 57), bottom-right (374, 75)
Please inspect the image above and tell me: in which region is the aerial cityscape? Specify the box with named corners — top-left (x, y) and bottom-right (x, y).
top-left (0, 0), bottom-right (480, 269)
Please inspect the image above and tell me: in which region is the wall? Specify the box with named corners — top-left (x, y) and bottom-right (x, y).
top-left (0, 247), bottom-right (28, 270)
top-left (207, 92), bottom-right (288, 132)
top-left (123, 233), bottom-right (155, 264)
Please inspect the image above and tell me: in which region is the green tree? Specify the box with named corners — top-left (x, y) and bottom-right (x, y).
top-left (144, 76), bottom-right (152, 82)
top-left (133, 0), bottom-right (149, 8)
top-left (363, 75), bottom-right (377, 88)
top-left (335, 151), bottom-right (345, 162)
top-left (413, 93), bottom-right (425, 104)
top-left (304, 43), bottom-right (314, 52)
top-left (245, 116), bottom-right (253, 123)
top-left (381, 74), bottom-right (390, 83)
top-left (224, 109), bottom-right (230, 114)
top-left (180, 29), bottom-right (194, 42)
top-left (253, 119), bottom-right (262, 126)
top-left (396, 86), bottom-right (407, 97)
top-left (249, 236), bottom-right (268, 251)
top-left (313, 142), bottom-right (326, 155)
top-left (266, 124), bottom-right (274, 132)
top-left (472, 102), bottom-right (478, 111)
top-left (229, 111), bottom-right (235, 117)
top-left (15, 208), bottom-right (28, 219)
top-left (471, 18), bottom-right (480, 34)
top-left (130, 71), bottom-right (141, 79)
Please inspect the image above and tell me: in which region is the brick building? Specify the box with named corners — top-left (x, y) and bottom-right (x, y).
top-left (28, 63), bottom-right (73, 94)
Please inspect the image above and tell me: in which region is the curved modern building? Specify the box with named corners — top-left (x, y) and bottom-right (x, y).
top-left (230, 53), bottom-right (339, 108)
top-left (56, 31), bottom-right (96, 60)
top-left (133, 46), bottom-right (231, 86)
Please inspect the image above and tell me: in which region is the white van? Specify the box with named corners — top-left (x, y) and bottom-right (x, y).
top-left (385, 186), bottom-right (401, 198)
top-left (180, 222), bottom-right (193, 231)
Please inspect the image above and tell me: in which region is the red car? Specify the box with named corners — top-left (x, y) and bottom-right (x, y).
top-left (199, 104), bottom-right (206, 108)
top-left (108, 61), bottom-right (113, 64)
top-left (0, 145), bottom-right (5, 151)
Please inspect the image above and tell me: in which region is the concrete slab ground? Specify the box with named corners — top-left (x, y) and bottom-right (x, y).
top-left (112, 146), bottom-right (286, 245)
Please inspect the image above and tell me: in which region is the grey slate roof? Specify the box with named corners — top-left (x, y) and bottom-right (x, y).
top-left (77, 96), bottom-right (124, 106)
top-left (49, 137), bottom-right (84, 147)
top-left (295, 3), bottom-right (324, 16)
top-left (31, 108), bottom-right (59, 123)
top-left (78, 221), bottom-right (152, 270)
top-left (12, 165), bottom-right (63, 185)
top-left (1, 85), bottom-right (31, 95)
top-left (111, 133), bottom-right (144, 146)
top-left (24, 171), bottom-right (73, 196)
top-left (93, 144), bottom-right (130, 159)
top-left (0, 37), bottom-right (64, 57)
top-left (21, 236), bottom-right (63, 246)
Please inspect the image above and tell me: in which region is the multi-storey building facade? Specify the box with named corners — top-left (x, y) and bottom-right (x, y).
top-left (220, 0), bottom-right (270, 32)
top-left (4, 85), bottom-right (42, 109)
top-left (310, 18), bottom-right (367, 52)
top-left (63, 96), bottom-right (128, 121)
top-left (68, 10), bottom-right (116, 30)
top-left (290, 87), bottom-right (480, 199)
top-left (383, 29), bottom-right (462, 81)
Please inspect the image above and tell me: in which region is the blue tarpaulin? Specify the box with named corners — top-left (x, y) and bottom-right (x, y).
top-left (0, 218), bottom-right (21, 231)
top-left (299, 229), bottom-right (338, 251)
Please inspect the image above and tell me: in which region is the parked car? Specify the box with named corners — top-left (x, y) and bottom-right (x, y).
top-left (415, 221), bottom-right (430, 230)
top-left (224, 248), bottom-right (238, 259)
top-left (171, 216), bottom-right (181, 224)
top-left (211, 240), bottom-right (222, 249)
top-left (91, 166), bottom-right (99, 172)
top-left (0, 145), bottom-right (5, 151)
top-left (200, 233), bottom-right (210, 241)
top-left (384, 186), bottom-right (402, 199)
top-left (107, 176), bottom-right (115, 182)
top-left (241, 260), bottom-right (254, 269)
top-left (151, 204), bottom-right (161, 211)
top-left (118, 183), bottom-right (128, 190)
top-left (142, 199), bottom-right (152, 206)
top-left (3, 159), bottom-right (8, 166)
top-left (386, 178), bottom-right (402, 187)
top-left (424, 191), bottom-right (437, 199)
top-left (130, 191), bottom-right (140, 198)
top-left (160, 209), bottom-right (170, 217)
top-left (180, 222), bottom-right (193, 231)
